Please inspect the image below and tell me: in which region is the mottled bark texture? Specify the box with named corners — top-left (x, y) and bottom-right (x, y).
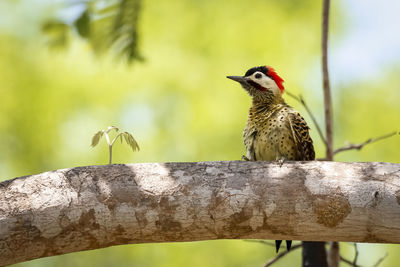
top-left (1, 161), bottom-right (400, 265)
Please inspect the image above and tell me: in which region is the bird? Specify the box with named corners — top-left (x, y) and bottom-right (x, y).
top-left (227, 66), bottom-right (315, 253)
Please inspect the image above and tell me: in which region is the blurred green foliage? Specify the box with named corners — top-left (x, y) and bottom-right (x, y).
top-left (1, 0), bottom-right (399, 266)
top-left (42, 0), bottom-right (143, 62)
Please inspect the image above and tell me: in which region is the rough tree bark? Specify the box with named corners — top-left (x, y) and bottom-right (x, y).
top-left (1, 161), bottom-right (400, 266)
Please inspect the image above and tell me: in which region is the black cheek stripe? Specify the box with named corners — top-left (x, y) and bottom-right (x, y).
top-left (248, 80), bottom-right (267, 91)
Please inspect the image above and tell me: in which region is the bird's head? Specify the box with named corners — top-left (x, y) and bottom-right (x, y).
top-left (227, 66), bottom-right (284, 101)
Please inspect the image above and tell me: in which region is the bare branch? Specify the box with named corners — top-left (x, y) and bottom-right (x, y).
top-left (322, 0), bottom-right (333, 161)
top-left (340, 256), bottom-right (361, 267)
top-left (373, 253), bottom-right (388, 267)
top-left (285, 91), bottom-right (327, 147)
top-left (320, 0), bottom-right (333, 264)
top-left (264, 244), bottom-right (302, 267)
top-left (328, 241), bottom-right (340, 267)
top-left (244, 240), bottom-right (276, 247)
top-left (2, 161), bottom-right (400, 266)
top-left (333, 131), bottom-right (398, 155)
top-left (353, 243), bottom-right (359, 266)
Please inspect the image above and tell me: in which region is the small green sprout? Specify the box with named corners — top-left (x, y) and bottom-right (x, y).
top-left (91, 126), bottom-right (140, 164)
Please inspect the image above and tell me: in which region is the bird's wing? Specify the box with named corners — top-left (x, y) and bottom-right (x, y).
top-left (288, 112), bottom-right (315, 161)
top-left (244, 129), bottom-right (257, 161)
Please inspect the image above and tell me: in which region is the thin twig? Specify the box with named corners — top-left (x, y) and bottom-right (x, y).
top-left (322, 0), bottom-right (333, 161)
top-left (373, 253), bottom-right (388, 267)
top-left (285, 91), bottom-right (328, 147)
top-left (340, 256), bottom-right (361, 267)
top-left (333, 131), bottom-right (398, 155)
top-left (243, 240), bottom-right (276, 247)
top-left (352, 243), bottom-right (359, 266)
top-left (264, 244), bottom-right (302, 267)
top-left (322, 0), bottom-right (335, 265)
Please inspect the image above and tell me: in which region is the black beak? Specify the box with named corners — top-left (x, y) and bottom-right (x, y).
top-left (226, 76), bottom-right (248, 83)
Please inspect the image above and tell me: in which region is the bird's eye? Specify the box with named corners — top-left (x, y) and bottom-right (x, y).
top-left (255, 73), bottom-right (262, 79)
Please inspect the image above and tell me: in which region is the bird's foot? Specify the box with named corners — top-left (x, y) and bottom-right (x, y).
top-left (241, 155), bottom-right (250, 161)
top-left (276, 157), bottom-right (286, 167)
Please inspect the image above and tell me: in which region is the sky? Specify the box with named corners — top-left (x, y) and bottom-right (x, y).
top-left (331, 0), bottom-right (400, 83)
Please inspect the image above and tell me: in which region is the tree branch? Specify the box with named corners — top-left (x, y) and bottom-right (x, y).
top-left (322, 0), bottom-right (333, 161)
top-left (1, 161), bottom-right (400, 266)
top-left (264, 244), bottom-right (302, 267)
top-left (351, 243), bottom-right (359, 266)
top-left (373, 253), bottom-right (388, 267)
top-left (320, 0), bottom-right (334, 264)
top-left (340, 256), bottom-right (361, 267)
top-left (244, 240), bottom-right (276, 247)
top-left (333, 131), bottom-right (399, 155)
top-left (327, 241), bottom-right (340, 267)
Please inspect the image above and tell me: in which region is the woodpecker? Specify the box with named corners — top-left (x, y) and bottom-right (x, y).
top-left (227, 66), bottom-right (315, 253)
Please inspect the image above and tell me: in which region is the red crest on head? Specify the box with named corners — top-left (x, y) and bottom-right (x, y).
top-left (266, 66), bottom-right (285, 94)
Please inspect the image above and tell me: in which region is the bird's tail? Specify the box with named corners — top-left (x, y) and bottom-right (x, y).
top-left (275, 240), bottom-right (282, 253)
top-left (286, 240), bottom-right (292, 251)
top-left (275, 240), bottom-right (292, 253)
